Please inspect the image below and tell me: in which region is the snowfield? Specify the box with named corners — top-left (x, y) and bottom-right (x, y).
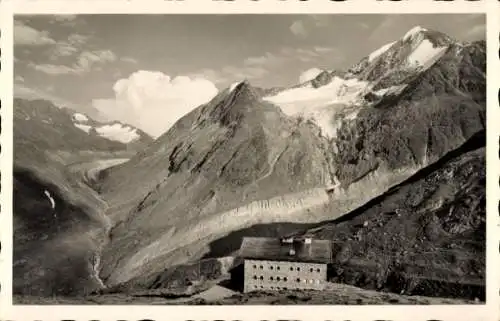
top-left (263, 77), bottom-right (370, 137)
top-left (407, 39), bottom-right (448, 69)
top-left (75, 123), bottom-right (92, 133)
top-left (73, 119), bottom-right (141, 144)
top-left (368, 41), bottom-right (396, 62)
top-left (95, 124), bottom-right (140, 144)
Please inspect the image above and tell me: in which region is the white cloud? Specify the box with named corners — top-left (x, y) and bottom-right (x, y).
top-left (29, 63), bottom-right (77, 75)
top-left (30, 49), bottom-right (118, 75)
top-left (290, 16), bottom-right (333, 38)
top-left (299, 67), bottom-right (324, 83)
top-left (14, 83), bottom-right (81, 110)
top-left (76, 50), bottom-right (116, 71)
top-left (68, 34), bottom-right (89, 45)
top-left (290, 20), bottom-right (308, 37)
top-left (52, 42), bottom-right (79, 57)
top-left (121, 57), bottom-right (138, 64)
top-left (93, 70), bottom-right (219, 138)
top-left (244, 52), bottom-right (280, 66)
top-left (221, 65), bottom-right (268, 80)
top-left (14, 20), bottom-right (56, 46)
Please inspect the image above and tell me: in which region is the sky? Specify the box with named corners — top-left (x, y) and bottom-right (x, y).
top-left (14, 14), bottom-right (486, 137)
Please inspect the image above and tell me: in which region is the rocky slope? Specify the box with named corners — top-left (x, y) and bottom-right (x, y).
top-left (94, 26), bottom-right (485, 301)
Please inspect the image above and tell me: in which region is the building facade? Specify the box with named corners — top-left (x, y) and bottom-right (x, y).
top-left (238, 236), bottom-right (333, 293)
top-left (243, 259), bottom-right (327, 292)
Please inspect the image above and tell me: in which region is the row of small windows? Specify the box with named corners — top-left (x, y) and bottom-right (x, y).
top-left (252, 264), bottom-right (321, 273)
top-left (253, 285), bottom-right (289, 290)
top-left (252, 275), bottom-right (321, 284)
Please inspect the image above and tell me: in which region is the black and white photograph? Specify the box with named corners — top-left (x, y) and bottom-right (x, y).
top-left (12, 14), bottom-right (486, 305)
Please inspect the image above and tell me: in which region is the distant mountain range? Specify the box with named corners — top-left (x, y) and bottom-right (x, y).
top-left (13, 26), bottom-right (486, 304)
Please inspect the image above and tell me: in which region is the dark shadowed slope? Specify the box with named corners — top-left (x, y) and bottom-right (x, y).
top-left (13, 98), bottom-right (152, 296)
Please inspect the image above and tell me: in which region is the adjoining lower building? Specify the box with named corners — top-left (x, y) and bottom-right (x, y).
top-left (237, 236), bottom-right (333, 293)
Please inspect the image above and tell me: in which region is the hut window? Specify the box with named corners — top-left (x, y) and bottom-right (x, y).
top-left (290, 267), bottom-right (293, 271)
top-left (284, 287), bottom-right (288, 290)
top-left (270, 266), bottom-right (274, 270)
top-left (254, 285), bottom-right (258, 289)
top-left (260, 276), bottom-right (264, 280)
top-left (253, 264), bottom-right (257, 269)
top-left (296, 278), bottom-right (301, 283)
top-left (317, 268), bottom-right (321, 272)
top-left (297, 267), bottom-right (300, 271)
top-left (277, 266), bottom-right (280, 271)
top-left (270, 276), bottom-right (274, 281)
top-left (310, 268), bottom-right (313, 272)
top-left (253, 275), bottom-right (257, 280)
top-left (284, 277), bottom-right (288, 282)
top-left (277, 276), bottom-right (281, 281)
top-left (260, 265), bottom-right (263, 269)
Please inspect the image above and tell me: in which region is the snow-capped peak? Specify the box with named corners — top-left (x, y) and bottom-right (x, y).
top-left (299, 68), bottom-right (324, 84)
top-left (368, 41), bottom-right (396, 62)
top-left (71, 111), bottom-right (141, 144)
top-left (229, 81), bottom-right (242, 92)
top-left (403, 26), bottom-right (427, 41)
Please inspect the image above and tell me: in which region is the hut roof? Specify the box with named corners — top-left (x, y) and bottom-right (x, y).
top-left (238, 237), bottom-right (333, 264)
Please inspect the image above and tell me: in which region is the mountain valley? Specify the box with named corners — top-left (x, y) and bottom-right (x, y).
top-left (12, 26), bottom-right (486, 304)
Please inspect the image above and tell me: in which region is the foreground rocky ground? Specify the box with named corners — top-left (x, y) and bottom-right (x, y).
top-left (14, 282), bottom-right (479, 305)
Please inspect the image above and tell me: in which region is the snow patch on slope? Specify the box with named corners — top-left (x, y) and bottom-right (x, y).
top-left (369, 41), bottom-right (396, 62)
top-left (407, 39), bottom-right (448, 68)
top-left (229, 82), bottom-right (242, 92)
top-left (75, 123), bottom-right (92, 133)
top-left (373, 85), bottom-right (407, 97)
top-left (73, 113), bottom-right (89, 122)
top-left (95, 124), bottom-right (140, 144)
top-left (403, 26), bottom-right (427, 41)
top-left (299, 68), bottom-right (324, 83)
top-left (44, 190), bottom-right (55, 209)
